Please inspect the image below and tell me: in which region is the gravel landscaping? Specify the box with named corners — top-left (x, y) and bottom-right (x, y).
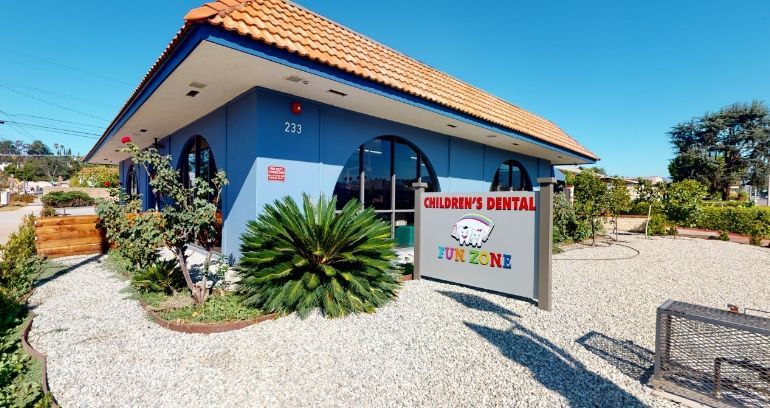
top-left (28, 235), bottom-right (770, 407)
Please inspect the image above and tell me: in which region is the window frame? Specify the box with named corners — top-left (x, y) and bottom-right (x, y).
top-left (490, 160), bottom-right (532, 192)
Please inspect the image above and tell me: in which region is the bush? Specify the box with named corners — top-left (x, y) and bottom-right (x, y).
top-left (696, 206), bottom-right (770, 241)
top-left (0, 215), bottom-right (42, 299)
top-left (39, 206), bottom-right (57, 218)
top-left (9, 194), bottom-right (34, 205)
top-left (96, 191), bottom-right (162, 273)
top-left (238, 194), bottom-right (400, 318)
top-left (647, 213), bottom-right (675, 236)
top-left (663, 179), bottom-right (707, 227)
top-left (69, 165), bottom-right (119, 188)
top-left (553, 193), bottom-right (591, 244)
top-left (132, 259), bottom-right (185, 294)
top-left (40, 191), bottom-right (94, 208)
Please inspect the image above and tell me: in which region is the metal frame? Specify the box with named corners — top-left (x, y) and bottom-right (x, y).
top-left (653, 300), bottom-right (770, 408)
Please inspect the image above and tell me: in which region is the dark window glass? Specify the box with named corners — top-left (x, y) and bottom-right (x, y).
top-left (491, 160), bottom-right (531, 191)
top-left (126, 165), bottom-right (139, 196)
top-left (394, 141), bottom-right (418, 209)
top-left (333, 150), bottom-right (361, 210)
top-left (363, 138), bottom-right (391, 210)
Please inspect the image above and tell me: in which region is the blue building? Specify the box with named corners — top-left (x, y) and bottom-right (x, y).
top-left (85, 0), bottom-right (598, 259)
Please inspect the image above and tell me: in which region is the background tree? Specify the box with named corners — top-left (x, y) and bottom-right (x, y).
top-left (669, 101), bottom-right (770, 199)
top-left (25, 140), bottom-right (52, 155)
top-left (0, 140), bottom-right (19, 155)
top-left (573, 169), bottom-right (608, 244)
top-left (607, 178), bottom-right (632, 240)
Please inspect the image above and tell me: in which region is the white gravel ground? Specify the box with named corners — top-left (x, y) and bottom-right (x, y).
top-left (28, 235), bottom-right (770, 407)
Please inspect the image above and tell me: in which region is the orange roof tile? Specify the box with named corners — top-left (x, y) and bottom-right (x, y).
top-left (92, 0), bottom-right (596, 161)
top-left (185, 0), bottom-right (597, 160)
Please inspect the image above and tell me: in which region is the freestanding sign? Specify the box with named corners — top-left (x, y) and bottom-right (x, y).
top-left (413, 179), bottom-right (555, 310)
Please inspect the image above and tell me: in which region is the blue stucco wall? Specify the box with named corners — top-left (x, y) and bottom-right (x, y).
top-left (120, 87), bottom-right (553, 259)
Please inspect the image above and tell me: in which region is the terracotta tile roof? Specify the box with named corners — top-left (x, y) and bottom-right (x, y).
top-left (183, 0), bottom-right (597, 160)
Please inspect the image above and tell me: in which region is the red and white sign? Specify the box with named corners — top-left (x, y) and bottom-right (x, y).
top-left (267, 166), bottom-right (285, 181)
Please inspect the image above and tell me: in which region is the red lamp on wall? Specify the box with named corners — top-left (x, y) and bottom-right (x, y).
top-left (291, 101), bottom-right (302, 115)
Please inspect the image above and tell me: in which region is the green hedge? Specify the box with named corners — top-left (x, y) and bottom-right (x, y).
top-left (41, 191), bottom-right (94, 208)
top-left (695, 206), bottom-right (770, 237)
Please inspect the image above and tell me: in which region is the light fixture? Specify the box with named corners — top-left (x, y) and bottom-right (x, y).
top-left (186, 90), bottom-right (199, 97)
top-left (327, 89), bottom-right (347, 97)
top-left (284, 75), bottom-right (305, 83)
top-left (446, 124), bottom-right (457, 128)
top-left (140, 129), bottom-right (148, 133)
top-left (512, 142), bottom-right (520, 146)
top-left (188, 81), bottom-right (207, 89)
top-left (486, 134), bottom-right (497, 138)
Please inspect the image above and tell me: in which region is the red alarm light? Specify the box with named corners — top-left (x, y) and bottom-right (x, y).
top-left (291, 101), bottom-right (302, 115)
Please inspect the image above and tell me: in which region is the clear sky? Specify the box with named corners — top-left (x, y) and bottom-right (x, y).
top-left (2, 1), bottom-right (769, 177)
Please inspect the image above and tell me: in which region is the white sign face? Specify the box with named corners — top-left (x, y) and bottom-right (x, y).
top-left (417, 192), bottom-right (538, 299)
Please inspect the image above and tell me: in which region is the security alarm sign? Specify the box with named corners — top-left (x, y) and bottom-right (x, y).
top-left (267, 166), bottom-right (285, 181)
top-left (417, 191), bottom-right (539, 299)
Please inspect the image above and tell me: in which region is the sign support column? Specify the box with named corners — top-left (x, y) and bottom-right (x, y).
top-left (412, 182), bottom-right (428, 280)
top-left (537, 177), bottom-right (556, 311)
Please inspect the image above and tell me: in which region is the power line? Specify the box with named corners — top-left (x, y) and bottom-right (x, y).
top-left (0, 84), bottom-right (110, 121)
top-left (8, 113), bottom-right (105, 129)
top-left (0, 120), bottom-right (100, 139)
top-left (0, 80), bottom-right (120, 109)
top-left (0, 47), bottom-right (132, 85)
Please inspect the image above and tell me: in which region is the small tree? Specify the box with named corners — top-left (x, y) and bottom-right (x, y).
top-left (573, 170), bottom-right (608, 245)
top-left (636, 179), bottom-right (665, 237)
top-left (607, 178), bottom-right (632, 240)
top-left (121, 140), bottom-right (228, 305)
top-left (663, 179), bottom-right (707, 227)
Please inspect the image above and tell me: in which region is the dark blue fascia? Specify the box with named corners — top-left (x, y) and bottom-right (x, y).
top-left (88, 24), bottom-right (596, 164)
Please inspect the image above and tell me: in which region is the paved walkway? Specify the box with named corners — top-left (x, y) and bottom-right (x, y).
top-left (0, 202), bottom-right (41, 244)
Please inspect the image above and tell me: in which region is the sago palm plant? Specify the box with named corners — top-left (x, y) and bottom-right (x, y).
top-left (237, 194), bottom-right (400, 318)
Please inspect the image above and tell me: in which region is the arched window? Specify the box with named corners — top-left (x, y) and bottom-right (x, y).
top-left (180, 135), bottom-right (217, 190)
top-left (179, 135), bottom-right (221, 250)
top-left (491, 160), bottom-right (532, 191)
top-left (333, 136), bottom-right (439, 241)
top-left (125, 164), bottom-right (139, 196)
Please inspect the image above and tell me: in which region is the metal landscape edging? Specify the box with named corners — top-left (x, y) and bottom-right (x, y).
top-left (21, 315), bottom-right (59, 408)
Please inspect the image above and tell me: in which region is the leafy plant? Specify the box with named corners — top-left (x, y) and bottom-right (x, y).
top-left (96, 190), bottom-right (162, 272)
top-left (121, 141), bottom-right (227, 305)
top-left (132, 259), bottom-right (186, 294)
top-left (69, 165), bottom-right (119, 188)
top-left (572, 169), bottom-right (608, 244)
top-left (41, 190), bottom-right (94, 208)
top-left (39, 206), bottom-right (56, 218)
top-left (0, 215), bottom-right (42, 299)
top-left (663, 179), bottom-right (707, 227)
top-left (647, 213), bottom-right (675, 236)
top-left (238, 194), bottom-right (400, 318)
top-left (636, 179), bottom-right (665, 238)
top-left (552, 192), bottom-right (590, 245)
top-left (606, 178), bottom-right (632, 240)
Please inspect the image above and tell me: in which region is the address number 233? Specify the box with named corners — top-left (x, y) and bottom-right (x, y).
top-left (284, 121), bottom-right (302, 134)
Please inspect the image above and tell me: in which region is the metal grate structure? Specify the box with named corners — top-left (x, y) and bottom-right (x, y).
top-left (652, 300), bottom-right (770, 407)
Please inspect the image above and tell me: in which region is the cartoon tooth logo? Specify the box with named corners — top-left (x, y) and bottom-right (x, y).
top-left (451, 214), bottom-right (494, 248)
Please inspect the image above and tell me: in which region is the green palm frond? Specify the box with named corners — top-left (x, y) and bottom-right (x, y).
top-left (237, 194), bottom-right (400, 318)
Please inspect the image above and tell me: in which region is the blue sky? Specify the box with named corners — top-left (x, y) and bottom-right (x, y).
top-left (2, 1), bottom-right (769, 176)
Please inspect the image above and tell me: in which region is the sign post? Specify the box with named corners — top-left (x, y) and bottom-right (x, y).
top-left (536, 177), bottom-right (556, 311)
top-left (412, 182), bottom-right (428, 280)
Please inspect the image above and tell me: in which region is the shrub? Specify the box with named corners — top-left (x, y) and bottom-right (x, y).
top-left (69, 165), bottom-right (119, 188)
top-left (40, 191), bottom-right (94, 208)
top-left (96, 190), bottom-right (162, 272)
top-left (39, 206), bottom-right (57, 218)
top-left (9, 194), bottom-right (34, 205)
top-left (132, 259), bottom-right (185, 294)
top-left (553, 192), bottom-right (591, 244)
top-left (696, 206), bottom-right (770, 237)
top-left (238, 194), bottom-right (400, 318)
top-left (0, 215), bottom-right (42, 299)
top-left (121, 141), bottom-right (227, 305)
top-left (663, 179), bottom-right (707, 227)
top-left (572, 170), bottom-right (609, 244)
top-left (647, 213), bottom-right (675, 236)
